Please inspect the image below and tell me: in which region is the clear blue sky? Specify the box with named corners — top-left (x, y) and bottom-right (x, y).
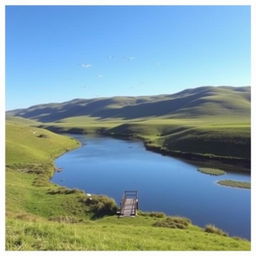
top-left (6, 5), bottom-right (250, 110)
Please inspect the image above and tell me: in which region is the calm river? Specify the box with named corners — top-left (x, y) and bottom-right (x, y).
top-left (52, 134), bottom-right (250, 239)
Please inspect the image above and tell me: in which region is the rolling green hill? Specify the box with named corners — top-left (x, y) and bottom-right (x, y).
top-left (7, 86), bottom-right (251, 170)
top-left (8, 86), bottom-right (250, 121)
top-left (6, 117), bottom-right (250, 250)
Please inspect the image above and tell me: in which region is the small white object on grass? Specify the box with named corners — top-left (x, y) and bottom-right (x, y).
top-left (87, 193), bottom-right (92, 200)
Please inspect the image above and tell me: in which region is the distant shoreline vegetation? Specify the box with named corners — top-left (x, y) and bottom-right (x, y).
top-left (217, 180), bottom-right (250, 189)
top-left (197, 168), bottom-right (226, 176)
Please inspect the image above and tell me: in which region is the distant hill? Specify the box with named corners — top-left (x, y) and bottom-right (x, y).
top-left (7, 86), bottom-right (251, 165)
top-left (7, 86), bottom-right (250, 122)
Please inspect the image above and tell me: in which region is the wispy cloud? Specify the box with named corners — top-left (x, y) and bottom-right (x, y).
top-left (107, 55), bottom-right (114, 60)
top-left (97, 74), bottom-right (103, 78)
top-left (107, 55), bottom-right (136, 62)
top-left (126, 56), bottom-right (136, 61)
top-left (81, 63), bottom-right (92, 68)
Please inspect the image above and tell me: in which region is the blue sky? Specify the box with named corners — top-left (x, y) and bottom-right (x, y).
top-left (6, 5), bottom-right (250, 110)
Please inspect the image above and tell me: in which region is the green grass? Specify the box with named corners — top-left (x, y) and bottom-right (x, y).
top-left (204, 224), bottom-right (228, 236)
top-left (6, 168), bottom-right (90, 219)
top-left (153, 216), bottom-right (191, 229)
top-left (42, 115), bottom-right (250, 166)
top-left (7, 167), bottom-right (250, 250)
top-left (6, 122), bottom-right (80, 165)
top-left (217, 180), bottom-right (251, 189)
top-left (8, 86), bottom-right (250, 165)
top-left (6, 116), bottom-right (250, 250)
top-left (198, 168), bottom-right (226, 176)
top-left (6, 217), bottom-right (250, 250)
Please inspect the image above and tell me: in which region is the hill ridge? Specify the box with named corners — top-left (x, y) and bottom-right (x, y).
top-left (7, 86), bottom-right (250, 122)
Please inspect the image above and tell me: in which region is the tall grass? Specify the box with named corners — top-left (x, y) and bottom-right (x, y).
top-left (6, 218), bottom-right (250, 251)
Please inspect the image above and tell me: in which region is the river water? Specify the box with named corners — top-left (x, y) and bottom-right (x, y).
top-left (52, 134), bottom-right (250, 239)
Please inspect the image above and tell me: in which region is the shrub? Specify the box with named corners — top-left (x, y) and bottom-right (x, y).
top-left (204, 224), bottom-right (228, 236)
top-left (153, 216), bottom-right (191, 229)
top-left (149, 212), bottom-right (166, 218)
top-left (10, 163), bottom-right (52, 175)
top-left (47, 186), bottom-right (80, 195)
top-left (33, 174), bottom-right (50, 187)
top-left (83, 195), bottom-right (118, 218)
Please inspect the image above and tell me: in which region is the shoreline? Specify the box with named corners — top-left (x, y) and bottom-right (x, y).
top-left (143, 143), bottom-right (250, 174)
top-left (51, 132), bottom-right (250, 240)
top-left (45, 125), bottom-right (251, 174)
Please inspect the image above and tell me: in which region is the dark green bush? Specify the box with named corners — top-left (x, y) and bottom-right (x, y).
top-left (83, 195), bottom-right (118, 218)
top-left (33, 174), bottom-right (50, 187)
top-left (47, 186), bottom-right (79, 195)
top-left (149, 212), bottom-right (166, 218)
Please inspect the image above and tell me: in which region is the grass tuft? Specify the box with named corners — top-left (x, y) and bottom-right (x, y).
top-left (153, 216), bottom-right (191, 229)
top-left (138, 211), bottom-right (166, 218)
top-left (81, 195), bottom-right (118, 218)
top-left (48, 216), bottom-right (83, 223)
top-left (204, 224), bottom-right (228, 236)
top-left (47, 187), bottom-right (82, 195)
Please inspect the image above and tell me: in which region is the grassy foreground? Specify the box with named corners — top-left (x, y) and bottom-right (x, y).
top-left (6, 117), bottom-right (250, 250)
top-left (6, 216), bottom-right (249, 250)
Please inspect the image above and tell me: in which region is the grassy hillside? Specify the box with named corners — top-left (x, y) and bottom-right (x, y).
top-left (8, 86), bottom-right (250, 121)
top-left (39, 116), bottom-right (250, 171)
top-left (7, 86), bottom-right (251, 167)
top-left (6, 117), bottom-right (250, 250)
top-left (6, 120), bottom-right (79, 165)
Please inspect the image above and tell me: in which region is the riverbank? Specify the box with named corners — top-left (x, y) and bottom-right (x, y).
top-left (6, 118), bottom-right (251, 249)
top-left (143, 142), bottom-right (250, 172)
top-left (42, 124), bottom-right (250, 174)
top-left (52, 133), bottom-right (250, 239)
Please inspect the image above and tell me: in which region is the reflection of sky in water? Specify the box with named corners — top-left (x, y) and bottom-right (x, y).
top-left (53, 135), bottom-right (250, 239)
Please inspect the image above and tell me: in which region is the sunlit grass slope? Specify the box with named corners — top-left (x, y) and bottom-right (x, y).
top-left (6, 117), bottom-right (250, 250)
top-left (7, 216), bottom-right (250, 251)
top-left (41, 115), bottom-right (250, 163)
top-left (6, 122), bottom-right (79, 165)
top-left (7, 86), bottom-right (251, 163)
